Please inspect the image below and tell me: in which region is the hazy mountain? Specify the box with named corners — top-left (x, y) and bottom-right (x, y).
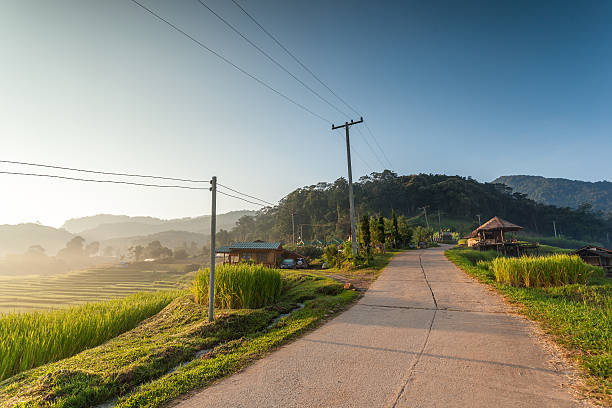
top-left (62, 215), bottom-right (165, 233)
top-left (1, 211), bottom-right (255, 256)
top-left (100, 230), bottom-right (209, 255)
top-left (0, 223), bottom-right (74, 256)
top-left (71, 211), bottom-right (255, 242)
top-left (493, 175), bottom-right (612, 215)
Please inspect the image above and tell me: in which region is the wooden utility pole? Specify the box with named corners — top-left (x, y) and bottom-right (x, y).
top-left (332, 117), bottom-right (363, 257)
top-left (420, 206), bottom-right (430, 229)
top-left (553, 220), bottom-right (557, 239)
top-left (208, 176), bottom-right (217, 322)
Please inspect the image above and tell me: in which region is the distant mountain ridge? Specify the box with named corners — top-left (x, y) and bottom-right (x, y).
top-left (493, 175), bottom-right (612, 215)
top-left (62, 211), bottom-right (255, 241)
top-left (0, 211), bottom-right (255, 256)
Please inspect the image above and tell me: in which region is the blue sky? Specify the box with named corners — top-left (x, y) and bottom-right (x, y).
top-left (1, 0), bottom-right (610, 227)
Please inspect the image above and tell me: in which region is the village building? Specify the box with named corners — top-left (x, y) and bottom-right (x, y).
top-left (465, 216), bottom-right (537, 255)
top-left (216, 241), bottom-right (305, 268)
top-left (574, 246), bottom-right (612, 277)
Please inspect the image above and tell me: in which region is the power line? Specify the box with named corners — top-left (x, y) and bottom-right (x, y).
top-left (334, 129), bottom-right (372, 173)
top-left (364, 122), bottom-right (393, 169)
top-left (217, 189), bottom-right (266, 207)
top-left (229, 0), bottom-right (361, 117)
top-left (355, 127), bottom-right (386, 169)
top-left (195, 0), bottom-right (351, 120)
top-left (0, 171), bottom-right (209, 190)
top-left (217, 183), bottom-right (275, 206)
top-left (230, 0), bottom-right (393, 170)
top-left (0, 159), bottom-right (208, 183)
top-left (129, 0), bottom-right (332, 125)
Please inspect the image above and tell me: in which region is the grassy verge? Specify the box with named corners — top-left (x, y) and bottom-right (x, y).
top-left (0, 273), bottom-right (357, 408)
top-left (0, 291), bottom-right (181, 381)
top-left (446, 248), bottom-right (611, 403)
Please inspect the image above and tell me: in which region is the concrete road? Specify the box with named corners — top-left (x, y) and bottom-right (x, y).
top-left (174, 247), bottom-right (587, 408)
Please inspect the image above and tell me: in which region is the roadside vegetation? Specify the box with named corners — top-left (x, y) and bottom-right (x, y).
top-left (446, 248), bottom-right (611, 403)
top-left (0, 260), bottom-right (388, 407)
top-left (0, 291), bottom-right (181, 382)
top-left (193, 264), bottom-right (282, 309)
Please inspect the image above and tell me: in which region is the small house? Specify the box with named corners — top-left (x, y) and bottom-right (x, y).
top-left (464, 216), bottom-right (536, 255)
top-left (574, 246), bottom-right (612, 277)
top-left (216, 241), bottom-right (305, 268)
top-left (465, 216), bottom-right (523, 247)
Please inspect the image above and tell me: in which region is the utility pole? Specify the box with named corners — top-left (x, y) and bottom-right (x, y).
top-left (208, 176), bottom-right (217, 322)
top-left (420, 206), bottom-right (430, 229)
top-left (437, 210), bottom-right (441, 231)
top-left (553, 220), bottom-right (557, 239)
top-left (476, 214), bottom-right (481, 226)
top-left (291, 210), bottom-right (295, 246)
top-left (332, 117), bottom-right (363, 257)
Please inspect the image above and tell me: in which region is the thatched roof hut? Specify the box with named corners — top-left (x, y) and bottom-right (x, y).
top-left (465, 217), bottom-right (523, 247)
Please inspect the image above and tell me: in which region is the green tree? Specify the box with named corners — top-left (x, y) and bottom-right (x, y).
top-left (376, 214), bottom-right (386, 253)
top-left (391, 209), bottom-right (400, 248)
top-left (323, 244), bottom-right (340, 268)
top-left (360, 214), bottom-right (371, 256)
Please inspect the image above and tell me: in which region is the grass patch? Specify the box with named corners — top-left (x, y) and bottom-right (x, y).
top-left (193, 265), bottom-right (282, 309)
top-left (446, 248), bottom-right (611, 403)
top-left (0, 271), bottom-right (360, 407)
top-left (492, 254), bottom-right (598, 287)
top-left (0, 291), bottom-right (181, 382)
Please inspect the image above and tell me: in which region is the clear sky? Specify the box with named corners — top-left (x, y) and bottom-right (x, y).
top-left (1, 0), bottom-right (610, 227)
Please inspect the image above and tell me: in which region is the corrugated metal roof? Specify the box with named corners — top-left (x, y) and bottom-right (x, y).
top-left (227, 242), bottom-right (282, 250)
top-left (216, 246), bottom-right (231, 253)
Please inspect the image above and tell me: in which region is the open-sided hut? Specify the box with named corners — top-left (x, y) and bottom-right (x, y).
top-left (465, 216), bottom-right (536, 255)
top-left (574, 246), bottom-right (612, 277)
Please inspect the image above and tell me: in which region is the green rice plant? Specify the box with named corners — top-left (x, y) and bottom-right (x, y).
top-left (193, 264), bottom-right (282, 309)
top-left (491, 254), bottom-right (595, 288)
top-left (0, 290), bottom-right (180, 382)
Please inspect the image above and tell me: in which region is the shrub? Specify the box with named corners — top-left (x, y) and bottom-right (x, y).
top-left (492, 254), bottom-right (595, 287)
top-left (298, 246), bottom-right (323, 260)
top-left (193, 264), bottom-right (282, 309)
top-left (323, 244), bottom-right (343, 268)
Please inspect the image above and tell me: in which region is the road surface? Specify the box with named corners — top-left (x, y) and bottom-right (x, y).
top-left (174, 246), bottom-right (588, 407)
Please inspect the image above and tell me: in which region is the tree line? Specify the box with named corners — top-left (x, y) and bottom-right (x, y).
top-left (217, 171), bottom-right (611, 246)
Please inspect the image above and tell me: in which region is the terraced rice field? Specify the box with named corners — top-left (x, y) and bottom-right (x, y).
top-left (0, 267), bottom-right (194, 313)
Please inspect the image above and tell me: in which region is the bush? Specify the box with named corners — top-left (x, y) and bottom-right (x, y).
top-left (323, 244), bottom-right (344, 268)
top-left (492, 254), bottom-right (595, 287)
top-left (193, 264), bottom-right (282, 309)
top-left (298, 246), bottom-right (324, 260)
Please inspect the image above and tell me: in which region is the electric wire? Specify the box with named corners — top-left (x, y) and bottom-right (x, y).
top-left (130, 0), bottom-right (376, 171)
top-left (364, 122), bottom-right (393, 169)
top-left (0, 159), bottom-right (208, 183)
top-left (195, 0), bottom-right (352, 120)
top-left (217, 189), bottom-right (266, 207)
top-left (230, 0), bottom-right (393, 170)
top-left (217, 183), bottom-right (275, 206)
top-left (0, 171), bottom-right (209, 190)
top-left (129, 0), bottom-right (332, 125)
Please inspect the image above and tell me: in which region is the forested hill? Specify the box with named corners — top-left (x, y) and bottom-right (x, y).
top-left (493, 175), bottom-right (612, 215)
top-left (223, 172), bottom-right (611, 245)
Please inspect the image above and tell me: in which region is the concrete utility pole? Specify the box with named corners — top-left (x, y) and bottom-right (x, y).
top-left (332, 117), bottom-right (363, 257)
top-left (553, 221), bottom-right (557, 239)
top-left (208, 176), bottom-right (217, 322)
top-left (420, 206), bottom-right (430, 229)
top-left (291, 210), bottom-right (295, 246)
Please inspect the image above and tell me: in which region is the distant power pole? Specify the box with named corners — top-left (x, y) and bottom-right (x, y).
top-left (420, 206), bottom-right (430, 229)
top-left (332, 117), bottom-right (364, 257)
top-left (291, 211), bottom-right (295, 246)
top-left (553, 220), bottom-right (557, 239)
top-left (476, 214), bottom-right (481, 225)
top-left (208, 176), bottom-right (217, 322)
top-left (437, 209), bottom-right (441, 232)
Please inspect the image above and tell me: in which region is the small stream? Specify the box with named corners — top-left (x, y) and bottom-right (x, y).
top-left (94, 302), bottom-right (306, 408)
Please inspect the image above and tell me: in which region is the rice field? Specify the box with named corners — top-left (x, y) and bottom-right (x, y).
top-left (0, 290), bottom-right (182, 381)
top-left (193, 264), bottom-right (282, 309)
top-left (0, 266), bottom-right (194, 314)
top-left (491, 254), bottom-right (598, 287)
